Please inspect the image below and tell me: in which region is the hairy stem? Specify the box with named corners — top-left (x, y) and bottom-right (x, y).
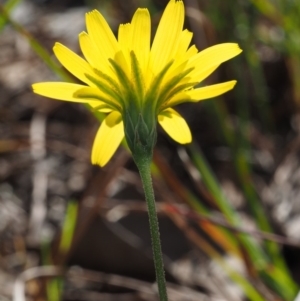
top-left (135, 156), bottom-right (168, 301)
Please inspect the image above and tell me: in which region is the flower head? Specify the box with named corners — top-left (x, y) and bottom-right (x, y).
top-left (32, 0), bottom-right (242, 166)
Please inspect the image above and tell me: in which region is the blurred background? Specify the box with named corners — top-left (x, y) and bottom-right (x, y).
top-left (1, 0), bottom-right (300, 300)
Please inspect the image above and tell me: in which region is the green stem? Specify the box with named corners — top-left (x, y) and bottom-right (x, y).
top-left (135, 157), bottom-right (168, 301)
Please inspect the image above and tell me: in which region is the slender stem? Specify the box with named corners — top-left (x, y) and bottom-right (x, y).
top-left (135, 157), bottom-right (168, 301)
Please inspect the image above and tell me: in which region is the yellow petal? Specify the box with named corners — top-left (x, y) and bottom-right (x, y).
top-left (131, 8), bottom-right (151, 73)
top-left (53, 43), bottom-right (95, 86)
top-left (88, 106), bottom-right (112, 113)
top-left (91, 111), bottom-right (124, 166)
top-left (79, 32), bottom-right (98, 67)
top-left (192, 64), bottom-right (220, 83)
top-left (78, 32), bottom-right (109, 72)
top-left (164, 30), bottom-right (193, 79)
top-left (117, 23), bottom-right (132, 72)
top-left (32, 82), bottom-right (89, 102)
top-left (32, 82), bottom-right (111, 112)
top-left (184, 45), bottom-right (198, 60)
top-left (118, 23), bottom-right (132, 52)
top-left (158, 108), bottom-right (191, 144)
top-left (150, 0), bottom-right (184, 73)
top-left (86, 10), bottom-right (119, 61)
top-left (166, 80), bottom-right (237, 107)
top-left (189, 43), bottom-right (242, 82)
top-left (187, 80), bottom-right (237, 101)
top-left (175, 29), bottom-right (193, 62)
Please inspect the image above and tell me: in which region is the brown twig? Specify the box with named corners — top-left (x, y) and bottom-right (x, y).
top-left (101, 200), bottom-right (300, 248)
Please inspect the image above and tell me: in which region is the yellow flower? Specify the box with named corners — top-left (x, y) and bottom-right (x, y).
top-left (32, 0), bottom-right (242, 167)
